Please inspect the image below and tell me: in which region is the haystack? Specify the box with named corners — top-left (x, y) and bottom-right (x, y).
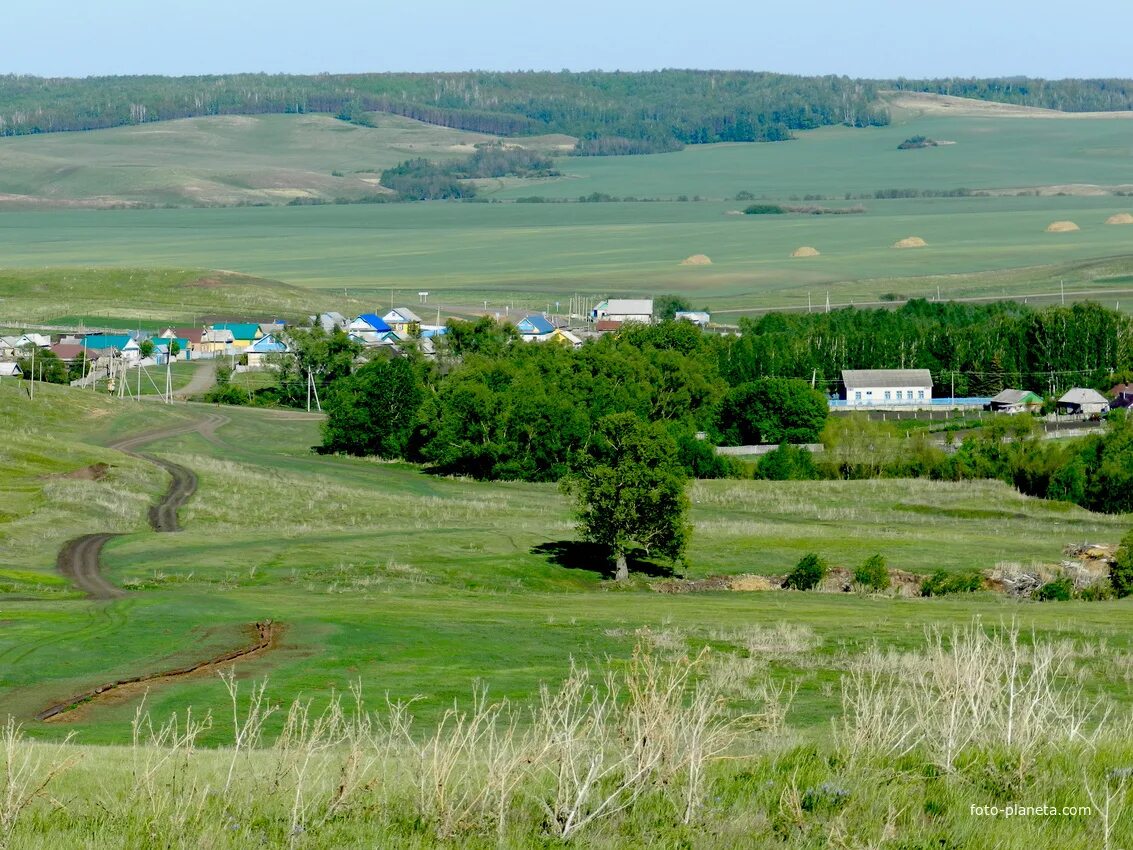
top-left (680, 254), bottom-right (712, 266)
top-left (1045, 220), bottom-right (1080, 232)
top-left (791, 246), bottom-right (820, 258)
top-left (892, 236), bottom-right (927, 249)
top-left (1105, 213), bottom-right (1133, 225)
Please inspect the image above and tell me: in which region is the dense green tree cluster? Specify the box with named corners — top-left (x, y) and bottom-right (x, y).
top-left (380, 146), bottom-right (558, 199)
top-left (727, 300), bottom-right (1132, 398)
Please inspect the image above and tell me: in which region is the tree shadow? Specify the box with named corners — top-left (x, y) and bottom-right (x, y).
top-left (531, 540), bottom-right (678, 579)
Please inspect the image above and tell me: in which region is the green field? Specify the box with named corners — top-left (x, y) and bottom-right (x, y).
top-left (0, 99), bottom-right (1132, 317)
top-left (2, 381), bottom-right (1131, 746)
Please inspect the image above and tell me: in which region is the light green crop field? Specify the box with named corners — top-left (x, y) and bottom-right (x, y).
top-left (1, 101), bottom-right (1133, 317)
top-left (2, 381), bottom-right (1131, 746)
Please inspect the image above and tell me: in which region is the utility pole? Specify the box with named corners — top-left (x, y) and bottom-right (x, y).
top-left (29, 345), bottom-right (34, 400)
top-left (306, 368), bottom-right (312, 413)
top-left (1061, 279), bottom-right (1065, 305)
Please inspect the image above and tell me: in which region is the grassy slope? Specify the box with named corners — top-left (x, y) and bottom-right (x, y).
top-left (1, 382), bottom-right (1130, 744)
top-left (0, 113), bottom-right (571, 208)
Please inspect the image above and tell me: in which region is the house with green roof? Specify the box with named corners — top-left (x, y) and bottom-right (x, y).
top-left (210, 323), bottom-right (262, 350)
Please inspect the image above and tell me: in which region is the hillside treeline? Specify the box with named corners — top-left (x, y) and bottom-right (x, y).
top-left (891, 77), bottom-right (1133, 112)
top-left (728, 300), bottom-right (1132, 397)
top-left (0, 71), bottom-right (887, 151)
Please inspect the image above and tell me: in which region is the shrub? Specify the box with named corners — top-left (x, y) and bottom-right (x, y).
top-left (853, 554), bottom-right (890, 591)
top-left (1077, 581), bottom-right (1114, 601)
top-left (784, 553), bottom-right (827, 591)
top-left (1034, 575), bottom-right (1073, 601)
top-left (202, 384), bottom-right (250, 406)
top-left (743, 203), bottom-right (786, 215)
top-left (1111, 529), bottom-right (1133, 598)
top-left (920, 569), bottom-right (983, 597)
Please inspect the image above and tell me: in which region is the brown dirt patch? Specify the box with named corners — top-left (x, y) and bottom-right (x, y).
top-left (56, 463), bottom-right (111, 481)
top-left (892, 236), bottom-right (927, 248)
top-left (1045, 220), bottom-right (1080, 232)
top-left (791, 246), bottom-right (820, 258)
top-left (680, 254), bottom-right (713, 266)
top-left (1106, 213), bottom-right (1133, 225)
top-left (38, 621), bottom-right (282, 723)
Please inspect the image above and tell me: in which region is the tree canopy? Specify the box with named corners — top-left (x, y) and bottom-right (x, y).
top-left (562, 412), bottom-right (691, 580)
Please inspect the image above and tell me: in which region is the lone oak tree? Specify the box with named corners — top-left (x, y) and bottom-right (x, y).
top-left (563, 412), bottom-right (691, 581)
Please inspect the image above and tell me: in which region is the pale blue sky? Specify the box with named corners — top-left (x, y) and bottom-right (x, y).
top-left (7, 0), bottom-right (1132, 78)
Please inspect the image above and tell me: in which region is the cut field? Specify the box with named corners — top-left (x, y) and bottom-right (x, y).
top-left (2, 381), bottom-right (1131, 745)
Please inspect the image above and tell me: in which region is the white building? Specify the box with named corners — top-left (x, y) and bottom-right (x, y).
top-left (842, 369), bottom-right (933, 406)
top-left (0, 362), bottom-right (22, 379)
top-left (1057, 388), bottom-right (1109, 415)
top-left (592, 299), bottom-right (654, 324)
top-left (674, 311), bottom-right (710, 327)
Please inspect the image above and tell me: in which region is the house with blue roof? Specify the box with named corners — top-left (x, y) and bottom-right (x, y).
top-left (246, 334), bottom-right (292, 367)
top-left (516, 314), bottom-right (555, 342)
top-left (348, 313), bottom-right (395, 346)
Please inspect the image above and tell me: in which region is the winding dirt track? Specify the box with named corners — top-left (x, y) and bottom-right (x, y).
top-left (56, 413), bottom-right (228, 599)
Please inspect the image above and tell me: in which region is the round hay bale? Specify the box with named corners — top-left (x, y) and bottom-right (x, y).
top-left (1045, 220), bottom-right (1080, 232)
top-left (680, 254), bottom-right (712, 266)
top-left (1105, 213), bottom-right (1133, 225)
top-left (892, 236), bottom-right (927, 249)
top-left (791, 246), bottom-right (820, 258)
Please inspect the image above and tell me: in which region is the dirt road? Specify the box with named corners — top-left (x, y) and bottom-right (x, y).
top-left (56, 413), bottom-right (228, 599)
top-left (172, 360), bottom-right (218, 400)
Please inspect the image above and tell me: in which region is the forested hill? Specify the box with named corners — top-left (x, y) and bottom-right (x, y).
top-left (3, 72), bottom-right (1131, 152)
top-left (0, 71), bottom-right (888, 151)
top-left (889, 77), bottom-right (1133, 112)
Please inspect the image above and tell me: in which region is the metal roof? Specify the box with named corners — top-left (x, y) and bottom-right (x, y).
top-left (841, 369), bottom-right (933, 388)
top-left (1058, 388), bottom-right (1108, 405)
top-left (990, 389), bottom-right (1041, 405)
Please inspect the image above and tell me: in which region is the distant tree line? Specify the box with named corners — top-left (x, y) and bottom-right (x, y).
top-left (890, 77), bottom-right (1133, 112)
top-left (0, 71), bottom-right (889, 153)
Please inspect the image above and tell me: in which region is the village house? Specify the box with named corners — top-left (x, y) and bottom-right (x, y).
top-left (551, 327), bottom-right (584, 349)
top-left (245, 334), bottom-right (291, 368)
top-left (0, 362), bottom-right (22, 379)
top-left (311, 312), bottom-right (348, 334)
top-left (674, 310), bottom-right (710, 327)
top-left (211, 323), bottom-right (261, 350)
top-left (199, 328), bottom-right (236, 355)
top-left (516, 314), bottom-right (555, 342)
top-left (591, 299), bottom-right (654, 324)
top-left (82, 334), bottom-right (141, 363)
top-left (383, 307), bottom-right (423, 337)
top-left (348, 313), bottom-right (397, 346)
top-left (0, 337), bottom-right (19, 359)
top-left (988, 388), bottom-right (1043, 414)
top-left (841, 369), bottom-right (933, 406)
top-left (161, 328), bottom-right (203, 357)
top-left (1110, 383), bottom-right (1133, 410)
top-left (1057, 388), bottom-right (1109, 416)
top-left (49, 343), bottom-right (89, 365)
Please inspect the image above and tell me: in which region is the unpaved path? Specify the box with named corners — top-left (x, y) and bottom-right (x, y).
top-left (55, 413), bottom-right (228, 599)
top-left (172, 360), bottom-right (218, 400)
top-left (36, 621), bottom-right (281, 722)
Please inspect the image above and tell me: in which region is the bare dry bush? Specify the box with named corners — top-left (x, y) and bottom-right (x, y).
top-left (0, 719), bottom-right (78, 848)
top-left (837, 620), bottom-right (1109, 771)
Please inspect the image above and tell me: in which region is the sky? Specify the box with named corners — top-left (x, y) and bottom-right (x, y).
top-left (7, 0), bottom-right (1133, 79)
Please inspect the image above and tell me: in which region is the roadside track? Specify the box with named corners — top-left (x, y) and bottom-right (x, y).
top-left (55, 413), bottom-right (228, 599)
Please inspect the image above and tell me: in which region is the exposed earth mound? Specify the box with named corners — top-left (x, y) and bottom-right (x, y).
top-left (1106, 213), bottom-right (1133, 224)
top-left (791, 246), bottom-right (820, 257)
top-left (1045, 220), bottom-right (1080, 232)
top-left (680, 254), bottom-right (712, 266)
top-left (892, 236), bottom-right (927, 248)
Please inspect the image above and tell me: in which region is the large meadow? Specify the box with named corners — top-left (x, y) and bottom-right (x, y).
top-left (1, 97), bottom-right (1133, 317)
